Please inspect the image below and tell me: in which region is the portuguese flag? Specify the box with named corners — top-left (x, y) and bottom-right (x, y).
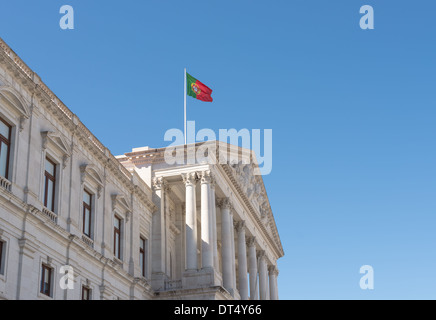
top-left (186, 73), bottom-right (213, 102)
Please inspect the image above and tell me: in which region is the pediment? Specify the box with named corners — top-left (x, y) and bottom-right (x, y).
top-left (0, 86), bottom-right (30, 118)
top-left (80, 164), bottom-right (104, 188)
top-left (41, 131), bottom-right (71, 157)
top-left (111, 194), bottom-right (131, 214)
top-left (229, 161), bottom-right (268, 210)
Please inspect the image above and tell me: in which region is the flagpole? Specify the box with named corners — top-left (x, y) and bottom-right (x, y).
top-left (184, 68), bottom-right (187, 145)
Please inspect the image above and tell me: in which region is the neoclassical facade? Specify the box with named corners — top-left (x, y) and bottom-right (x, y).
top-left (0, 37), bottom-right (283, 300)
top-left (118, 143), bottom-right (284, 300)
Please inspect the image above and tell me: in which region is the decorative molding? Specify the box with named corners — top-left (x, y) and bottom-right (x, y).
top-left (221, 163), bottom-right (284, 258)
top-left (111, 194), bottom-right (131, 215)
top-left (0, 85), bottom-right (30, 119)
top-left (218, 197), bottom-right (232, 210)
top-left (235, 220), bottom-right (246, 233)
top-left (0, 38), bottom-right (156, 216)
top-left (181, 172), bottom-right (197, 186)
top-left (210, 174), bottom-right (216, 189)
top-left (19, 115), bottom-right (26, 132)
top-left (163, 184), bottom-right (171, 194)
top-left (152, 176), bottom-right (165, 191)
top-left (246, 236), bottom-right (256, 247)
top-left (80, 164), bottom-right (104, 196)
top-left (268, 265), bottom-right (279, 276)
top-left (257, 250), bottom-right (266, 260)
top-left (199, 170), bottom-right (212, 184)
top-left (62, 154), bottom-right (69, 169)
top-left (41, 131), bottom-right (72, 159)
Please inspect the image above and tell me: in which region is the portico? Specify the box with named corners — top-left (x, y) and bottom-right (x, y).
top-left (119, 142), bottom-right (284, 300)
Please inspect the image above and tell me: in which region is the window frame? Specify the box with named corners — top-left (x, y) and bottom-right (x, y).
top-left (82, 190), bottom-right (93, 238)
top-left (114, 216), bottom-right (122, 260)
top-left (0, 116), bottom-right (11, 180)
top-left (40, 264), bottom-right (53, 297)
top-left (43, 157), bottom-right (56, 212)
top-left (139, 236), bottom-right (146, 277)
top-left (82, 286), bottom-right (91, 300)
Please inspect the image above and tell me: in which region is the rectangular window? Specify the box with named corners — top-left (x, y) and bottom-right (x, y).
top-left (43, 158), bottom-right (56, 212)
top-left (140, 237), bottom-right (146, 277)
top-left (114, 216), bottom-right (121, 260)
top-left (40, 264), bottom-right (52, 297)
top-left (0, 117), bottom-right (11, 179)
top-left (83, 191), bottom-right (92, 238)
top-left (82, 286), bottom-right (91, 300)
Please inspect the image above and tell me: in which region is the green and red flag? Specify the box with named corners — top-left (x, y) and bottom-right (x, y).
top-left (186, 73), bottom-right (213, 102)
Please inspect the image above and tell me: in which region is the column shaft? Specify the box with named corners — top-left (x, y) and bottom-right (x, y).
top-left (247, 237), bottom-right (258, 300)
top-left (269, 266), bottom-right (279, 300)
top-left (230, 213), bottom-right (237, 292)
top-left (200, 171), bottom-right (213, 269)
top-left (274, 272), bottom-right (279, 300)
top-left (211, 181), bottom-right (219, 272)
top-left (258, 251), bottom-right (268, 300)
top-left (237, 222), bottom-right (249, 300)
top-left (151, 177), bottom-right (166, 274)
top-left (268, 265), bottom-right (279, 300)
top-left (183, 172), bottom-right (197, 271)
top-left (220, 198), bottom-right (234, 293)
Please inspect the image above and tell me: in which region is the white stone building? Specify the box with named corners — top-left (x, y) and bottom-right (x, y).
top-left (0, 37), bottom-right (284, 300)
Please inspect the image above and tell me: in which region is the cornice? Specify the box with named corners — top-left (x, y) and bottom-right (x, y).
top-left (0, 37), bottom-right (155, 212)
top-left (219, 163), bottom-right (284, 258)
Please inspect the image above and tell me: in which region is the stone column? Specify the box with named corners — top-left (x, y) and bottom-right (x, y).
top-left (236, 221), bottom-right (249, 300)
top-left (269, 265), bottom-right (279, 300)
top-left (247, 236), bottom-right (258, 300)
top-left (182, 172), bottom-right (198, 271)
top-left (151, 177), bottom-right (166, 276)
top-left (230, 213), bottom-right (237, 293)
top-left (220, 197), bottom-right (234, 294)
top-left (200, 170), bottom-right (213, 269)
top-left (210, 176), bottom-right (219, 272)
top-left (258, 250), bottom-right (268, 300)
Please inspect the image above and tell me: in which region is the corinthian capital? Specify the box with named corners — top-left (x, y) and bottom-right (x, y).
top-left (152, 176), bottom-right (165, 190)
top-left (268, 265), bottom-right (279, 276)
top-left (246, 236), bottom-right (256, 247)
top-left (210, 174), bottom-right (217, 189)
top-left (218, 197), bottom-right (232, 210)
top-left (181, 172), bottom-right (198, 186)
top-left (235, 220), bottom-right (246, 233)
top-left (199, 170), bottom-right (213, 184)
top-left (257, 250), bottom-right (266, 260)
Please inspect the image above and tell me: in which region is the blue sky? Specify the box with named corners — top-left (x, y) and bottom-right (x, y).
top-left (1, 0), bottom-right (436, 299)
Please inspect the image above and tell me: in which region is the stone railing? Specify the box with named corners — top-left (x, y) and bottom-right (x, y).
top-left (164, 279), bottom-right (182, 291)
top-left (77, 121), bottom-right (105, 153)
top-left (81, 234), bottom-right (94, 248)
top-left (0, 175), bottom-right (11, 192)
top-left (42, 207), bottom-right (57, 223)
